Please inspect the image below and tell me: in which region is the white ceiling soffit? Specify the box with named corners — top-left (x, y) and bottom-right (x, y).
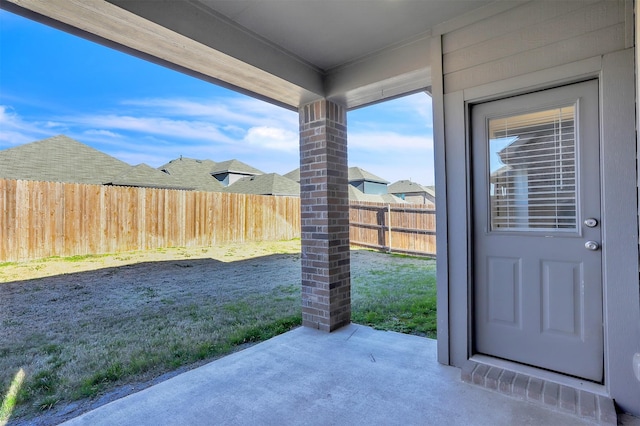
top-left (3, 0), bottom-right (494, 109)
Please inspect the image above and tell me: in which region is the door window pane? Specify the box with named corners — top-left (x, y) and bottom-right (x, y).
top-left (489, 105), bottom-right (577, 231)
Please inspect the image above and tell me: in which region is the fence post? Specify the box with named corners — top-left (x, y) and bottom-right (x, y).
top-left (387, 204), bottom-right (392, 253)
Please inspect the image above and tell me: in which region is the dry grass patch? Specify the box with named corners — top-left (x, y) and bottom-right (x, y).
top-left (0, 241), bottom-right (436, 424)
top-left (1, 240), bottom-right (302, 422)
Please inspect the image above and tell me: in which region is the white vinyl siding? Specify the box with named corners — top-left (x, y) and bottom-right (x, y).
top-left (441, 0), bottom-right (627, 93)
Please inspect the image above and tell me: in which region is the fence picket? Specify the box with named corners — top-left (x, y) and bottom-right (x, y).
top-left (0, 179), bottom-right (436, 261)
top-left (349, 201), bottom-right (436, 257)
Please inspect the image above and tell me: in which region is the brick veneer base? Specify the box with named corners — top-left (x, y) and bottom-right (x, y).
top-left (299, 99), bottom-right (351, 332)
top-left (461, 360), bottom-right (617, 424)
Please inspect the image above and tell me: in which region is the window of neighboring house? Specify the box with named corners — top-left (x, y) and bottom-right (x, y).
top-left (489, 105), bottom-right (577, 231)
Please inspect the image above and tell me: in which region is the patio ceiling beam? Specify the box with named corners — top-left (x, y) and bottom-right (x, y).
top-left (325, 34), bottom-right (432, 109)
top-left (2, 0), bottom-right (324, 110)
top-left (2, 0), bottom-right (434, 111)
top-left (105, 0), bottom-right (325, 103)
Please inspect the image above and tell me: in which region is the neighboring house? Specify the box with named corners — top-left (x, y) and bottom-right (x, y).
top-left (224, 173), bottom-right (300, 196)
top-left (388, 180), bottom-right (435, 206)
top-left (224, 174), bottom-right (405, 202)
top-left (282, 167), bottom-right (402, 202)
top-left (0, 135), bottom-right (186, 189)
top-left (283, 168), bottom-right (300, 183)
top-left (348, 167), bottom-right (389, 195)
top-left (107, 163), bottom-right (190, 189)
top-left (285, 166), bottom-right (391, 196)
top-left (348, 186), bottom-right (405, 204)
top-left (0, 134), bottom-right (131, 184)
top-left (0, 138), bottom-right (409, 200)
top-left (158, 157), bottom-right (224, 192)
top-left (489, 112), bottom-right (576, 230)
top-left (210, 159), bottom-right (263, 186)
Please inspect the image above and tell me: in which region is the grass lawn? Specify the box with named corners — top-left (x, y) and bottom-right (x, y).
top-left (0, 241), bottom-right (436, 423)
top-left (351, 252), bottom-right (437, 338)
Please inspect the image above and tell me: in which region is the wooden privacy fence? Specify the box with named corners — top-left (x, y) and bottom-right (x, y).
top-left (0, 180), bottom-right (436, 261)
top-left (0, 179), bottom-right (300, 262)
top-left (349, 201), bottom-right (436, 257)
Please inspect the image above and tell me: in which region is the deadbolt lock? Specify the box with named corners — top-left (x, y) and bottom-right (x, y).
top-left (584, 218), bottom-right (598, 228)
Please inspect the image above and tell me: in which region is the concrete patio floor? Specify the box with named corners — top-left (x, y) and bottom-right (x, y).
top-left (62, 324), bottom-right (628, 426)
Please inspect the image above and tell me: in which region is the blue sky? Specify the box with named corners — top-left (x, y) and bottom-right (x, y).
top-left (0, 9), bottom-right (434, 185)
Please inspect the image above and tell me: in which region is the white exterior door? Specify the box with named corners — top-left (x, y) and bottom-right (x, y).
top-left (471, 80), bottom-right (603, 382)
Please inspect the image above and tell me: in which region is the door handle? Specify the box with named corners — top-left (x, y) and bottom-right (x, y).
top-left (585, 241), bottom-right (600, 251)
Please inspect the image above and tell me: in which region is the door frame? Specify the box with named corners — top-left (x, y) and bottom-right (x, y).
top-left (470, 80), bottom-right (604, 383)
top-left (436, 50), bottom-right (640, 412)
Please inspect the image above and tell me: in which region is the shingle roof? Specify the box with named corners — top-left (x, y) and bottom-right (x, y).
top-left (388, 180), bottom-right (435, 197)
top-left (425, 186), bottom-right (435, 197)
top-left (348, 167), bottom-right (389, 184)
top-left (0, 135), bottom-right (209, 190)
top-left (224, 173), bottom-right (300, 196)
top-left (348, 186), bottom-right (405, 203)
top-left (0, 135), bottom-right (133, 184)
top-left (210, 159), bottom-right (264, 176)
top-left (283, 167), bottom-right (389, 185)
top-left (159, 157), bottom-right (217, 174)
top-left (158, 157), bottom-right (224, 191)
top-left (283, 168), bottom-right (300, 183)
top-left (108, 164), bottom-right (189, 189)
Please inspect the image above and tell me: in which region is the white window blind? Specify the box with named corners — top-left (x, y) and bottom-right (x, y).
top-left (489, 105), bottom-right (577, 232)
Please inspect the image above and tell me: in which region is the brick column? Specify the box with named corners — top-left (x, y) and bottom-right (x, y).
top-left (299, 99), bottom-right (351, 332)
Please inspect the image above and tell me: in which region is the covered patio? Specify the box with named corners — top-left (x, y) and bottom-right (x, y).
top-left (61, 324), bottom-right (613, 426)
top-left (2, 0), bottom-right (640, 422)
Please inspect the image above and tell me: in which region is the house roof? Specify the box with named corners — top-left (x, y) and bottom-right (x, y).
top-left (0, 135), bottom-right (202, 190)
top-left (159, 157), bottom-right (217, 174)
top-left (348, 186), bottom-right (405, 204)
top-left (210, 159), bottom-right (264, 176)
top-left (221, 174), bottom-right (407, 201)
top-left (107, 164), bottom-right (189, 190)
top-left (0, 135), bottom-right (133, 184)
top-left (280, 166), bottom-right (391, 185)
top-left (348, 167), bottom-right (389, 184)
top-left (283, 168), bottom-right (300, 183)
top-left (224, 173), bottom-right (300, 196)
top-left (388, 180), bottom-right (435, 198)
top-left (158, 157), bottom-right (224, 191)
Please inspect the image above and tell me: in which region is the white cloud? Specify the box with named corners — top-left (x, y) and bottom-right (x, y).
top-left (349, 131), bottom-right (433, 152)
top-left (0, 105), bottom-right (57, 147)
top-left (123, 98), bottom-right (249, 122)
top-left (349, 93), bottom-right (433, 136)
top-left (229, 98), bottom-right (298, 126)
top-left (244, 126), bottom-right (297, 151)
top-left (1, 95), bottom-right (433, 183)
top-left (83, 129), bottom-right (123, 138)
top-left (71, 114), bottom-right (236, 144)
top-left (68, 95), bottom-right (299, 149)
top-left (393, 92), bottom-right (433, 123)
top-left (122, 97), bottom-right (298, 130)
top-left (44, 121), bottom-right (67, 129)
